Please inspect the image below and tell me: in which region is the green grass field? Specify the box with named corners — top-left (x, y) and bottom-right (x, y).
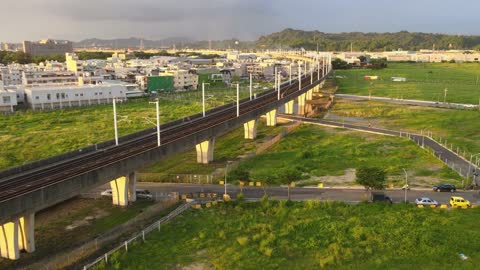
top-left (329, 100), bottom-right (480, 157)
top-left (93, 201), bottom-right (480, 270)
top-left (0, 88), bottom-right (257, 170)
top-left (234, 124), bottom-right (460, 187)
top-left (139, 121), bottom-right (284, 180)
top-left (335, 62), bottom-right (480, 104)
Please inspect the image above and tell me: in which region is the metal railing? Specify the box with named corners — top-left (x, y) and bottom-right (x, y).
top-left (82, 201), bottom-right (194, 269)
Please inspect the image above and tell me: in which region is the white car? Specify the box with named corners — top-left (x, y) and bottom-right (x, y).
top-left (415, 197), bottom-right (438, 206)
top-left (101, 189), bottom-right (153, 199)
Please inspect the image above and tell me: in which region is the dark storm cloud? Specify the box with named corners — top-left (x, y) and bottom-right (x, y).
top-left (1, 0), bottom-right (480, 42)
top-left (52, 0), bottom-right (272, 23)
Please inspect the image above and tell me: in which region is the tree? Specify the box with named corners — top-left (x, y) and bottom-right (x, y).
top-left (358, 55), bottom-right (367, 63)
top-left (356, 167), bottom-right (386, 190)
top-left (227, 167), bottom-right (249, 182)
top-left (277, 167), bottom-right (302, 185)
top-left (332, 58), bottom-right (351, 70)
top-left (369, 58), bottom-right (387, 69)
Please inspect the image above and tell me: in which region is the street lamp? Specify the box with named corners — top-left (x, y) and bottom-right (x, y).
top-left (202, 82), bottom-right (210, 117)
top-left (402, 168), bottom-right (408, 203)
top-left (148, 99), bottom-right (161, 147)
top-left (421, 126), bottom-right (432, 148)
top-left (444, 88), bottom-right (448, 104)
top-left (224, 161), bottom-right (232, 200)
top-left (468, 153), bottom-right (480, 186)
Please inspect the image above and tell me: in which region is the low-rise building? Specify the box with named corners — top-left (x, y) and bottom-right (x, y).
top-left (0, 81), bottom-right (17, 112)
top-left (24, 83), bottom-right (127, 110)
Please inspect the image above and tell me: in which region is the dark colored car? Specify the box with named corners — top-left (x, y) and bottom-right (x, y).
top-left (433, 183), bottom-right (456, 192)
top-left (371, 192), bottom-right (393, 204)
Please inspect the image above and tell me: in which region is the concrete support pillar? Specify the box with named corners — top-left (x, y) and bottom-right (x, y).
top-left (285, 100), bottom-right (294, 114)
top-left (298, 93), bottom-right (306, 115)
top-left (265, 109), bottom-right (278, 127)
top-left (243, 119), bottom-right (258, 139)
top-left (306, 89), bottom-right (313, 101)
top-left (196, 138), bottom-right (215, 164)
top-left (18, 213), bottom-right (35, 253)
top-left (127, 172), bottom-right (137, 202)
top-left (0, 221), bottom-right (19, 260)
top-left (110, 176), bottom-right (129, 207)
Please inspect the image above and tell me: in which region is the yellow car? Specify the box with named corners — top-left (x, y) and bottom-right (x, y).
top-left (450, 196), bottom-right (470, 208)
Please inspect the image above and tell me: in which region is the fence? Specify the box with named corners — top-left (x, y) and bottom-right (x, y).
top-left (399, 132), bottom-right (479, 186)
top-left (82, 201), bottom-right (194, 269)
top-left (26, 198), bottom-right (178, 270)
top-left (138, 173), bottom-right (214, 184)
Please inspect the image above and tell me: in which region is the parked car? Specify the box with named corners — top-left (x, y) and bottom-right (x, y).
top-left (371, 192), bottom-right (393, 204)
top-left (450, 196), bottom-right (470, 208)
top-left (433, 183), bottom-right (456, 192)
top-left (415, 197), bottom-right (438, 206)
top-left (101, 189), bottom-right (153, 199)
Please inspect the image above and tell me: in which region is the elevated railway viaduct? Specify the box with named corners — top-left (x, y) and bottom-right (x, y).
top-left (0, 54), bottom-right (331, 260)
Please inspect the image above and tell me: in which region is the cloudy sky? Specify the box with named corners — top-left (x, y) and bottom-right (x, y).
top-left (2, 0), bottom-right (479, 42)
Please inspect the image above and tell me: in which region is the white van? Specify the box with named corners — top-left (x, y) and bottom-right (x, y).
top-left (101, 189), bottom-right (153, 199)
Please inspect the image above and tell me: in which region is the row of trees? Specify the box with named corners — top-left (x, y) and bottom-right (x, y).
top-left (0, 51), bottom-right (66, 65)
top-left (257, 28), bottom-right (480, 51)
top-left (332, 57), bottom-right (388, 70)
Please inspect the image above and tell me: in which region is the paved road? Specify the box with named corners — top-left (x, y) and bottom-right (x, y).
top-left (279, 115), bottom-right (479, 184)
top-left (335, 94), bottom-right (478, 110)
top-left (130, 183), bottom-right (480, 205)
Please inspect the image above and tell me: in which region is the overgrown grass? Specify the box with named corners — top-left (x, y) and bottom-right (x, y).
top-left (0, 88), bottom-right (258, 170)
top-left (329, 100), bottom-right (480, 155)
top-left (235, 124), bottom-right (460, 186)
top-left (335, 62), bottom-right (480, 104)
top-left (94, 201), bottom-right (480, 270)
top-left (140, 121), bottom-right (285, 179)
top-left (0, 198), bottom-right (154, 269)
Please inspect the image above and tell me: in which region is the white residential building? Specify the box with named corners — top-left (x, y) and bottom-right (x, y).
top-left (24, 83), bottom-right (127, 110)
top-left (166, 69), bottom-right (198, 90)
top-left (22, 70), bottom-right (78, 87)
top-left (0, 81), bottom-right (17, 112)
top-left (0, 67), bottom-right (23, 86)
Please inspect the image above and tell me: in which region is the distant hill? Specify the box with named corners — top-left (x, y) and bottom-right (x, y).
top-left (256, 28), bottom-right (480, 51)
top-left (74, 37), bottom-right (255, 50)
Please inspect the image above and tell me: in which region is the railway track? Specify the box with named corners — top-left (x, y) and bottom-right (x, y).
top-left (0, 72), bottom-right (323, 203)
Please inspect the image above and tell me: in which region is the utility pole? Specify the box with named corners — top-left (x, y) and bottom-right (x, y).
top-left (277, 70), bottom-right (281, 100)
top-left (444, 88), bottom-right (448, 104)
top-left (149, 99), bottom-right (161, 146)
top-left (298, 64), bottom-right (302, 90)
top-left (202, 82), bottom-right (209, 117)
top-left (249, 73), bottom-right (253, 101)
top-left (317, 60), bottom-right (320, 80)
top-left (289, 63), bottom-right (292, 85)
top-left (236, 83), bottom-right (240, 117)
top-left (274, 66), bottom-right (278, 92)
top-left (113, 98), bottom-right (118, 145)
